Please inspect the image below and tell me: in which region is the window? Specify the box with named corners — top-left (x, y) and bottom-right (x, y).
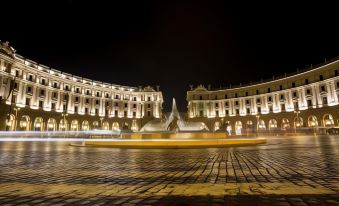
top-left (115, 102), bottom-right (118, 107)
top-left (281, 104), bottom-right (285, 111)
top-left (199, 95), bottom-right (202, 100)
top-left (235, 101), bottom-right (238, 106)
top-left (63, 104), bottom-right (67, 111)
top-left (76, 88), bottom-right (80, 93)
top-left (292, 82), bottom-right (295, 88)
top-left (65, 85), bottom-right (69, 91)
top-left (105, 109), bottom-right (109, 116)
top-left (225, 110), bottom-right (229, 116)
top-left (53, 82), bottom-right (58, 88)
top-left (257, 107), bottom-right (261, 113)
top-left (39, 101), bottom-right (43, 108)
top-left (123, 111), bottom-right (127, 117)
top-left (147, 97), bottom-right (151, 101)
top-left (319, 75), bottom-right (323, 81)
top-left (307, 100), bottom-right (312, 107)
top-left (75, 97), bottom-right (79, 102)
top-left (41, 79), bottom-right (46, 85)
top-left (96, 92), bottom-right (100, 97)
top-left (279, 85), bottom-right (283, 90)
top-left (85, 99), bottom-right (89, 104)
top-left (267, 88), bottom-right (271, 93)
top-left (51, 103), bottom-right (56, 110)
top-left (246, 100), bottom-right (249, 104)
top-left (225, 102), bottom-right (229, 107)
top-left (148, 104), bottom-right (151, 108)
top-left (14, 82), bottom-right (18, 90)
top-left (235, 93), bottom-right (238, 98)
top-left (215, 95), bottom-right (218, 100)
top-left (133, 104), bottom-right (136, 108)
top-left (115, 110), bottom-right (118, 116)
top-left (95, 109), bottom-right (99, 115)
top-left (106, 93), bottom-right (109, 98)
top-left (256, 90), bottom-right (259, 95)
top-left (294, 101), bottom-right (298, 109)
top-left (115, 95), bottom-right (119, 99)
top-left (323, 97), bottom-right (328, 105)
top-left (27, 86), bottom-right (32, 93)
top-left (40, 90), bottom-right (45, 96)
top-left (124, 103), bottom-right (128, 108)
top-left (133, 112), bottom-right (136, 117)
top-left (85, 108), bottom-right (89, 114)
top-left (306, 89), bottom-right (311, 95)
top-left (87, 90), bottom-right (90, 95)
top-left (105, 101), bottom-right (109, 106)
top-left (245, 92), bottom-right (248, 96)
top-left (268, 96), bottom-right (272, 102)
top-left (28, 75), bottom-right (33, 81)
top-left (147, 111), bottom-right (151, 117)
top-left (305, 79), bottom-right (309, 84)
top-left (74, 106), bottom-right (78, 113)
top-left (236, 109), bottom-right (239, 115)
top-left (96, 100), bottom-right (99, 105)
top-left (280, 94), bottom-right (284, 100)
top-left (257, 98), bottom-right (261, 103)
top-left (269, 106), bottom-right (273, 112)
top-left (133, 97), bottom-right (137, 101)
top-left (64, 95), bottom-right (68, 101)
top-left (225, 94), bottom-right (228, 99)
top-left (25, 98), bottom-right (30, 106)
top-left (247, 108), bottom-right (250, 114)
top-left (335, 70), bottom-right (339, 76)
top-left (293, 92), bottom-right (297, 97)
top-left (321, 86), bottom-right (326, 92)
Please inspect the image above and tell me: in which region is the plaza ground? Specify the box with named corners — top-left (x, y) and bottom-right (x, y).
top-left (0, 135), bottom-right (338, 205)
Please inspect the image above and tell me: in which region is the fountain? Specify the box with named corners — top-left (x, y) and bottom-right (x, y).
top-left (140, 98), bottom-right (209, 132)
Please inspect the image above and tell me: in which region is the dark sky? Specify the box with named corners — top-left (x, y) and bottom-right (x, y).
top-left (1, 1), bottom-right (339, 111)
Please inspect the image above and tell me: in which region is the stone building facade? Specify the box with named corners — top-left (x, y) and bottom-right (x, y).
top-left (187, 59), bottom-right (339, 134)
top-left (0, 41), bottom-right (163, 131)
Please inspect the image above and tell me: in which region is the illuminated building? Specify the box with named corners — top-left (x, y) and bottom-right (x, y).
top-left (0, 41), bottom-right (163, 131)
top-left (187, 59), bottom-right (339, 134)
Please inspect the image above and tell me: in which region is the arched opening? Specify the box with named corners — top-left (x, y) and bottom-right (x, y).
top-left (214, 121), bottom-right (221, 131)
top-left (131, 120), bottom-right (139, 132)
top-left (281, 118), bottom-right (290, 129)
top-left (70, 120), bottom-right (79, 131)
top-left (258, 119), bottom-right (266, 130)
top-left (308, 116), bottom-right (318, 127)
top-left (19, 115), bottom-right (31, 131)
top-left (225, 121), bottom-right (232, 135)
top-left (112, 122), bottom-right (120, 131)
top-left (122, 122), bottom-right (129, 130)
top-left (59, 119), bottom-right (68, 131)
top-left (323, 114), bottom-right (334, 127)
top-left (34, 117), bottom-right (44, 131)
top-left (47, 118), bottom-right (57, 131)
top-left (102, 121), bottom-right (110, 130)
top-left (235, 121), bottom-right (242, 135)
top-left (294, 117), bottom-right (303, 128)
top-left (82, 120), bottom-right (90, 131)
top-left (92, 121), bottom-right (99, 130)
top-left (5, 114), bottom-right (16, 131)
top-left (268, 119), bottom-right (277, 130)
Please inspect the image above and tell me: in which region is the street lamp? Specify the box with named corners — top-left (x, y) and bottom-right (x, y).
top-left (256, 114), bottom-right (260, 136)
top-left (61, 113), bottom-right (68, 131)
top-left (294, 110), bottom-right (300, 133)
top-left (100, 117), bottom-right (104, 130)
top-left (13, 107), bottom-right (20, 131)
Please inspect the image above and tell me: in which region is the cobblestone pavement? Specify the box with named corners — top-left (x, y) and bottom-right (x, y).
top-left (0, 135), bottom-right (339, 205)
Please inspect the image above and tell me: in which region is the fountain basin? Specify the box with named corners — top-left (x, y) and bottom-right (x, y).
top-left (121, 132), bottom-right (229, 139)
top-left (83, 138), bottom-right (266, 149)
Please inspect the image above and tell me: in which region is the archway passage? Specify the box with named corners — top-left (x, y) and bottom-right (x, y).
top-left (281, 118), bottom-right (290, 129)
top-left (269, 119), bottom-right (277, 129)
top-left (71, 120), bottom-right (79, 131)
top-left (308, 116), bottom-right (318, 127)
top-left (258, 119), bottom-right (266, 130)
top-left (102, 121), bottom-right (110, 130)
top-left (19, 115), bottom-right (31, 131)
top-left (82, 121), bottom-right (90, 131)
top-left (59, 119), bottom-right (68, 131)
top-left (323, 114), bottom-right (334, 127)
top-left (294, 117), bottom-right (303, 128)
top-left (92, 121), bottom-right (99, 130)
top-left (6, 114), bottom-right (16, 131)
top-left (47, 118), bottom-right (57, 131)
top-left (235, 121), bottom-right (242, 135)
top-left (112, 122), bottom-right (120, 131)
top-left (214, 121), bottom-right (221, 131)
top-left (34, 117), bottom-right (44, 131)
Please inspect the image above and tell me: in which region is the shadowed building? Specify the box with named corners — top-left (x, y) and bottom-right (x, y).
top-left (0, 41), bottom-right (163, 131)
top-left (187, 59), bottom-right (339, 135)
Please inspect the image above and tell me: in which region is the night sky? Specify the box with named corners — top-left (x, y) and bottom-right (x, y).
top-left (1, 1), bottom-right (339, 111)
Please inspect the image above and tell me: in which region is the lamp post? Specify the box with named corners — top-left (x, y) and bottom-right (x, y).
top-left (13, 107), bottom-right (20, 131)
top-left (256, 114), bottom-right (260, 136)
top-left (61, 113), bottom-right (68, 130)
top-left (294, 110), bottom-right (300, 133)
top-left (100, 117), bottom-right (104, 130)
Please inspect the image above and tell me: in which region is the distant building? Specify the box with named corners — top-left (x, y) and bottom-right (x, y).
top-left (187, 59), bottom-right (339, 134)
top-left (0, 41), bottom-right (163, 131)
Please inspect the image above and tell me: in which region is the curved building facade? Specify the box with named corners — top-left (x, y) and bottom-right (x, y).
top-left (0, 41), bottom-right (163, 131)
top-left (187, 59), bottom-right (339, 134)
